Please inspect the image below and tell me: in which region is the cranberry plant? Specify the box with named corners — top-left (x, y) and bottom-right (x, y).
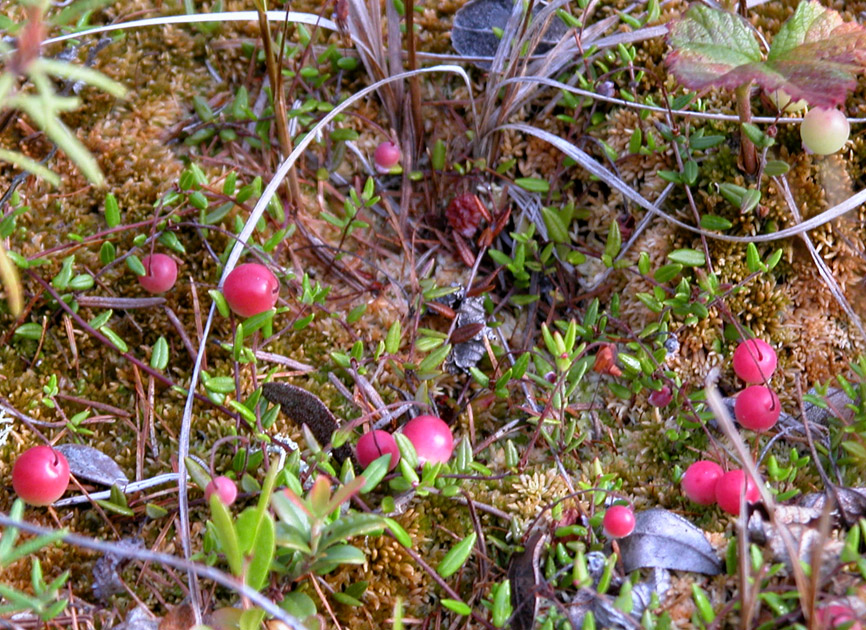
top-left (666, 0), bottom-right (866, 173)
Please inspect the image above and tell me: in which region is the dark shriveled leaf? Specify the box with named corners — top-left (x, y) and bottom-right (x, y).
top-left (55, 443), bottom-right (128, 488)
top-left (666, 1), bottom-right (866, 108)
top-left (451, 0), bottom-right (568, 68)
top-left (261, 382), bottom-right (356, 465)
top-left (618, 509), bottom-right (721, 575)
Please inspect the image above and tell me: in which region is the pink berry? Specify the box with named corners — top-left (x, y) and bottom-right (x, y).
top-left (356, 430), bottom-right (400, 471)
top-left (223, 263), bottom-right (280, 318)
top-left (402, 415), bottom-right (454, 465)
top-left (732, 339), bottom-right (777, 383)
top-left (815, 604), bottom-right (861, 630)
top-left (682, 460), bottom-right (724, 505)
top-left (648, 386), bottom-right (672, 407)
top-left (603, 505), bottom-right (635, 538)
top-left (139, 253), bottom-right (178, 293)
top-left (205, 476), bottom-right (238, 506)
top-left (735, 385), bottom-right (781, 432)
top-left (12, 446), bottom-right (70, 506)
top-left (715, 469), bottom-right (760, 515)
top-left (373, 141), bottom-right (401, 173)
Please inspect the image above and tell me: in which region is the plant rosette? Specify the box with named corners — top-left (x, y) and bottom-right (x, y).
top-left (12, 445), bottom-right (70, 506)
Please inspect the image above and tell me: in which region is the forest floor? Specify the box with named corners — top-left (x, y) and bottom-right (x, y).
top-left (2, 0), bottom-right (866, 628)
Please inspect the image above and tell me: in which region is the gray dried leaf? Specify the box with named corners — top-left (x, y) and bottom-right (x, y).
top-left (451, 0), bottom-right (568, 68)
top-left (631, 568), bottom-right (671, 618)
top-left (508, 531), bottom-right (546, 630)
top-left (109, 606), bottom-right (158, 630)
top-left (55, 443), bottom-right (128, 488)
top-left (618, 509), bottom-right (721, 575)
top-left (93, 537), bottom-right (144, 601)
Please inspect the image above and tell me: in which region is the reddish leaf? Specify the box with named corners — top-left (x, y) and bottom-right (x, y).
top-left (666, 1), bottom-right (866, 108)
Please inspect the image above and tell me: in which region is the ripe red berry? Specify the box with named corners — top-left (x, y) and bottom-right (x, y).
top-left (732, 339), bottom-right (777, 383)
top-left (715, 469), bottom-right (760, 515)
top-left (373, 141), bottom-right (401, 173)
top-left (682, 460), bottom-right (724, 505)
top-left (402, 415), bottom-right (454, 465)
top-left (648, 385), bottom-right (672, 407)
top-left (139, 253), bottom-right (178, 294)
top-left (356, 430), bottom-right (400, 471)
top-left (223, 263), bottom-right (279, 318)
top-left (735, 385), bottom-right (781, 432)
top-left (12, 445), bottom-right (70, 506)
top-left (603, 505), bottom-right (636, 538)
top-left (205, 476), bottom-right (238, 506)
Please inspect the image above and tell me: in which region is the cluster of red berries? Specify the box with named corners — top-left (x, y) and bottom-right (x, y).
top-left (356, 415), bottom-right (454, 471)
top-left (139, 255), bottom-right (281, 321)
top-left (732, 339), bottom-right (780, 432)
top-left (682, 461), bottom-right (759, 515)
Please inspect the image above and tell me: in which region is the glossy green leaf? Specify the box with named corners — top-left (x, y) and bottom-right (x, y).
top-left (436, 532), bottom-right (477, 578)
top-left (210, 493), bottom-right (243, 576)
top-left (667, 248), bottom-right (705, 267)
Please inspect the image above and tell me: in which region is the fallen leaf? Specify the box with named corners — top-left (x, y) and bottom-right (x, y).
top-left (618, 508), bottom-right (721, 575)
top-left (55, 443), bottom-right (128, 488)
top-left (451, 0), bottom-right (568, 68)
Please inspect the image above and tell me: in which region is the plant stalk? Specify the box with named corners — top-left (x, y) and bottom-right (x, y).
top-left (736, 83), bottom-right (758, 176)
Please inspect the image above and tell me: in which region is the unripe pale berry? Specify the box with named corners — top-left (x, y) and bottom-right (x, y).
top-left (735, 385), bottom-right (781, 432)
top-left (205, 476), bottom-right (238, 506)
top-left (767, 89), bottom-right (806, 112)
top-left (801, 107), bottom-right (850, 155)
top-left (139, 253), bottom-right (178, 293)
top-left (402, 415), bottom-right (454, 465)
top-left (12, 446), bottom-right (70, 506)
top-left (682, 460), bottom-right (724, 506)
top-left (732, 339), bottom-right (777, 384)
top-left (603, 505), bottom-right (636, 538)
top-left (715, 469), bottom-right (759, 515)
top-left (223, 263), bottom-right (280, 318)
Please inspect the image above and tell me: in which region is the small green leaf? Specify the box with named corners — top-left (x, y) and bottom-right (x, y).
top-left (210, 493), bottom-right (243, 577)
top-left (100, 326), bottom-right (128, 352)
top-left (151, 336), bottom-right (169, 370)
top-left (515, 177), bottom-right (550, 193)
top-left (126, 254), bottom-right (146, 277)
top-left (699, 214), bottom-right (733, 231)
top-left (385, 320), bottom-right (401, 354)
top-left (667, 249), bottom-right (705, 267)
top-left (104, 193), bottom-right (120, 228)
top-left (440, 599), bottom-right (471, 616)
top-left (541, 207), bottom-right (569, 243)
top-left (436, 532), bottom-right (477, 578)
top-left (764, 160), bottom-right (790, 176)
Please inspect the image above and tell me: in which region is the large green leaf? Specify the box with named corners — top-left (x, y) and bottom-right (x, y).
top-left (667, 1), bottom-right (866, 108)
top-left (320, 513), bottom-right (385, 551)
top-left (245, 512), bottom-right (275, 591)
